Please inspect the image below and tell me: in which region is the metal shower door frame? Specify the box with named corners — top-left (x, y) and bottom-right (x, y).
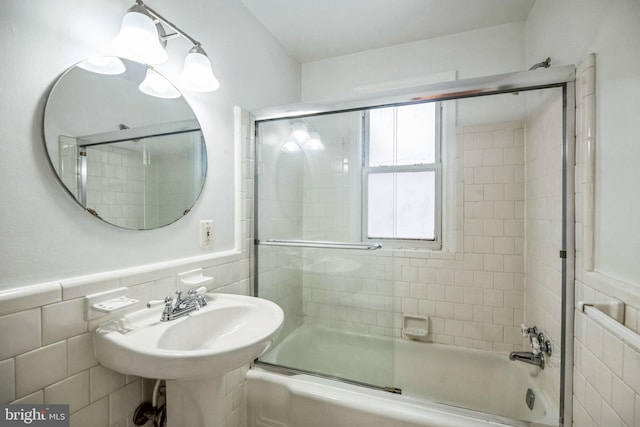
top-left (253, 65), bottom-right (576, 427)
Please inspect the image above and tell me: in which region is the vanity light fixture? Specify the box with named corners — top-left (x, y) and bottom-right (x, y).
top-left (113, 0), bottom-right (220, 92)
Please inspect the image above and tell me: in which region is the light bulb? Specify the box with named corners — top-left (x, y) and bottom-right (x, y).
top-left (112, 6), bottom-right (168, 64)
top-left (180, 46), bottom-right (220, 92)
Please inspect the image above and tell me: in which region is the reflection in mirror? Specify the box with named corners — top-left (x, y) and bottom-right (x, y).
top-left (43, 57), bottom-right (207, 229)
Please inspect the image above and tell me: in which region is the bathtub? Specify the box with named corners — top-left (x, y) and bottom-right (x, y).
top-left (247, 325), bottom-right (557, 427)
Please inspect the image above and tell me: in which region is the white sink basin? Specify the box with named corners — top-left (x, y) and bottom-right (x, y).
top-left (94, 293), bottom-right (284, 380)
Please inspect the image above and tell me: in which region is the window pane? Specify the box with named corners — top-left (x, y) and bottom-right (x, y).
top-left (397, 103), bottom-right (436, 165)
top-left (367, 173), bottom-right (394, 238)
top-left (368, 108), bottom-right (394, 166)
top-left (367, 171), bottom-right (436, 240)
top-left (396, 171), bottom-right (436, 240)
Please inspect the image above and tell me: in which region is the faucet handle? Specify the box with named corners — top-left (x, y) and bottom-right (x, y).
top-left (147, 296), bottom-right (173, 309)
top-left (186, 286), bottom-right (207, 296)
top-left (531, 336), bottom-right (542, 355)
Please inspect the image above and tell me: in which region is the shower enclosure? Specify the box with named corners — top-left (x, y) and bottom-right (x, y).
top-left (253, 67), bottom-right (575, 426)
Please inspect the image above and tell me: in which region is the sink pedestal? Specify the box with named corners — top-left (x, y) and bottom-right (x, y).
top-left (166, 377), bottom-right (224, 427)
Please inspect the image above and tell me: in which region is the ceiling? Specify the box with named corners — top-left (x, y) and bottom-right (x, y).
top-left (240, 0), bottom-right (536, 63)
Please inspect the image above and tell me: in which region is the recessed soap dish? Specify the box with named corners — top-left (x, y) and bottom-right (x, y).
top-left (93, 296), bottom-right (138, 313)
top-left (403, 314), bottom-right (429, 339)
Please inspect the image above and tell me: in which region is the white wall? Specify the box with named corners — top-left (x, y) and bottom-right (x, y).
top-left (301, 22), bottom-right (526, 102)
top-left (0, 0), bottom-right (300, 290)
top-left (526, 0), bottom-right (640, 285)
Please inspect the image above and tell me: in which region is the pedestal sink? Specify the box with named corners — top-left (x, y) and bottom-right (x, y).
top-left (94, 293), bottom-right (283, 427)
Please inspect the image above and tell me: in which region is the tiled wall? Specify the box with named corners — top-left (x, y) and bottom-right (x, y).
top-left (58, 133), bottom-right (204, 229)
top-left (85, 144), bottom-right (146, 229)
top-left (572, 54), bottom-right (640, 427)
top-left (293, 119), bottom-right (530, 353)
top-left (0, 257), bottom-right (251, 427)
top-left (0, 108), bottom-right (254, 427)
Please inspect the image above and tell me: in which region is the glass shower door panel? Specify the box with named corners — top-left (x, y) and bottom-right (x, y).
top-left (259, 247), bottom-right (395, 387)
top-left (255, 110), bottom-right (396, 390)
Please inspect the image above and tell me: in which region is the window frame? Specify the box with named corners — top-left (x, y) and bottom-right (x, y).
top-left (362, 101), bottom-right (443, 249)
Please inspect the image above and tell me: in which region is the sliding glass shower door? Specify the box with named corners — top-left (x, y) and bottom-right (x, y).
top-left (253, 67), bottom-right (575, 426)
top-left (254, 110), bottom-right (397, 389)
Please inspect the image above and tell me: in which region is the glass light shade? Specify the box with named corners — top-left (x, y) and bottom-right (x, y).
top-left (304, 132), bottom-right (325, 151)
top-left (290, 122), bottom-right (310, 142)
top-left (281, 140), bottom-right (301, 153)
top-left (112, 9), bottom-right (168, 64)
top-left (180, 49), bottom-right (220, 92)
top-left (138, 69), bottom-right (181, 99)
top-left (77, 57), bottom-right (126, 75)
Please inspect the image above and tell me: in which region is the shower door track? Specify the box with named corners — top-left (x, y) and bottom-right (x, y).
top-left (253, 64), bottom-right (576, 427)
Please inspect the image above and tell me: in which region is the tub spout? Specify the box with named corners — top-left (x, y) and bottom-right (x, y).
top-left (509, 351), bottom-right (545, 369)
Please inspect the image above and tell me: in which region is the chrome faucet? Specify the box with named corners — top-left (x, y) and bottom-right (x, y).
top-left (509, 324), bottom-right (552, 369)
top-left (509, 351), bottom-right (545, 368)
top-left (148, 287), bottom-right (208, 322)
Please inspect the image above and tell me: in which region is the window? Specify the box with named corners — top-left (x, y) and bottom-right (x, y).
top-left (364, 102), bottom-right (441, 245)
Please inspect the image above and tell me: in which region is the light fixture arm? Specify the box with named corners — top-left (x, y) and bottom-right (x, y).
top-left (135, 0), bottom-right (202, 48)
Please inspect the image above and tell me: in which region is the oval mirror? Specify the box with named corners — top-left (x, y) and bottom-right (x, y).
top-left (43, 57), bottom-right (207, 230)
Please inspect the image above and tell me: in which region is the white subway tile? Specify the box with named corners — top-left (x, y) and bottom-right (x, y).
top-left (483, 254), bottom-right (503, 272)
top-left (504, 183), bottom-right (524, 201)
top-left (473, 167), bottom-right (493, 184)
top-left (15, 341), bottom-right (67, 398)
top-left (473, 271), bottom-right (493, 288)
top-left (611, 374), bottom-right (635, 426)
top-left (586, 318), bottom-right (604, 359)
top-left (482, 324), bottom-right (503, 342)
top-left (11, 390), bottom-right (44, 405)
top-left (453, 304), bottom-right (473, 321)
top-left (473, 306), bottom-right (493, 324)
top-left (0, 358), bottom-right (15, 403)
top-left (70, 397), bottom-right (108, 427)
top-left (44, 371), bottom-right (89, 414)
top-left (0, 308), bottom-right (41, 360)
top-left (601, 400), bottom-right (623, 427)
top-left (584, 380), bottom-right (602, 422)
top-left (572, 397), bottom-right (594, 427)
top-left (42, 298), bottom-right (87, 345)
top-left (68, 333), bottom-right (98, 375)
top-left (483, 149), bottom-right (503, 166)
top-left (483, 184), bottom-right (504, 201)
top-left (622, 344), bottom-right (640, 392)
top-left (473, 131), bottom-right (493, 149)
top-left (463, 150), bottom-right (483, 167)
top-left (0, 282), bottom-right (61, 316)
top-left (89, 365), bottom-right (125, 402)
top-left (435, 302), bottom-right (454, 319)
top-left (592, 358), bottom-right (613, 404)
top-left (108, 380), bottom-right (141, 425)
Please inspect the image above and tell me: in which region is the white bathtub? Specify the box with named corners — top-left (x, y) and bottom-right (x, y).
top-left (247, 325), bottom-right (558, 427)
